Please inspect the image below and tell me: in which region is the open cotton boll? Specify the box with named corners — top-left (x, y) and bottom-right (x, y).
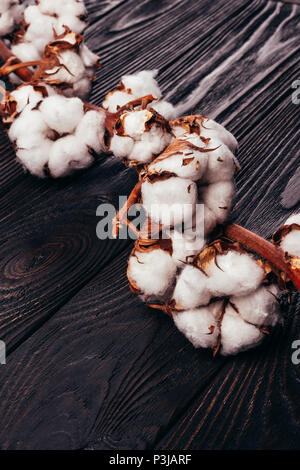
top-left (205, 141), bottom-right (238, 183)
top-left (151, 100), bottom-right (176, 120)
top-left (16, 141), bottom-right (52, 178)
top-left (11, 85), bottom-right (44, 113)
top-left (8, 108), bottom-right (49, 145)
top-left (46, 50), bottom-right (86, 85)
top-left (206, 250), bottom-right (265, 298)
top-left (173, 302), bottom-right (222, 349)
top-left (280, 231), bottom-right (300, 258)
top-left (148, 147), bottom-right (208, 181)
top-left (201, 181), bottom-right (235, 224)
top-left (48, 135), bottom-right (93, 178)
top-left (121, 70), bottom-right (162, 100)
top-left (39, 95), bottom-right (84, 134)
top-left (109, 135), bottom-right (134, 159)
top-left (173, 265), bottom-right (211, 309)
top-left (11, 42), bottom-right (40, 62)
top-left (284, 213), bottom-right (300, 226)
top-left (169, 229), bottom-right (206, 266)
top-left (128, 127), bottom-right (172, 164)
top-left (220, 306), bottom-right (264, 356)
top-left (102, 91), bottom-right (133, 113)
top-left (38, 0), bottom-right (86, 18)
top-left (122, 110), bottom-right (153, 139)
top-left (75, 110), bottom-right (105, 154)
top-left (201, 119), bottom-right (238, 154)
top-left (231, 285), bottom-right (280, 327)
top-left (142, 177), bottom-right (197, 226)
top-left (0, 0), bottom-right (22, 36)
top-left (128, 249), bottom-right (177, 298)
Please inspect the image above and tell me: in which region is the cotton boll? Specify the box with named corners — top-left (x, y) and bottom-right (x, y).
top-left (128, 128), bottom-right (172, 164)
top-left (149, 148), bottom-right (208, 181)
top-left (173, 302), bottom-right (222, 349)
top-left (206, 250), bottom-right (265, 298)
top-left (170, 229), bottom-right (206, 266)
top-left (102, 91), bottom-right (133, 113)
top-left (173, 265), bottom-right (211, 310)
top-left (16, 141), bottom-right (52, 178)
top-left (11, 42), bottom-right (40, 62)
top-left (75, 110), bottom-right (105, 154)
top-left (109, 135), bottom-right (134, 159)
top-left (39, 95), bottom-right (84, 134)
top-left (8, 108), bottom-right (49, 146)
top-left (127, 248), bottom-right (177, 298)
top-left (79, 43), bottom-right (99, 68)
top-left (122, 110), bottom-right (153, 139)
top-left (72, 77), bottom-right (92, 100)
top-left (121, 70), bottom-right (162, 100)
top-left (56, 15), bottom-right (86, 35)
top-left (46, 50), bottom-right (86, 84)
top-left (231, 285), bottom-right (280, 327)
top-left (201, 181), bottom-right (235, 224)
top-left (205, 142), bottom-right (238, 183)
top-left (280, 231), bottom-right (300, 258)
top-left (220, 306), bottom-right (264, 356)
top-left (11, 85), bottom-right (43, 113)
top-left (201, 118), bottom-right (238, 154)
top-left (48, 135), bottom-right (93, 177)
top-left (142, 177), bottom-right (197, 226)
top-left (284, 213), bottom-right (300, 226)
top-left (151, 100), bottom-right (176, 120)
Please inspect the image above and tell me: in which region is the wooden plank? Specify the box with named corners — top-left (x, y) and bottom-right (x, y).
top-left (0, 0), bottom-right (299, 450)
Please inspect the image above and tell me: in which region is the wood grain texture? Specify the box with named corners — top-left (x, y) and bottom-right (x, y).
top-left (0, 0), bottom-right (299, 449)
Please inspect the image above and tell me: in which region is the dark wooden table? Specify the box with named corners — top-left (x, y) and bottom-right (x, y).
top-left (0, 0), bottom-right (299, 450)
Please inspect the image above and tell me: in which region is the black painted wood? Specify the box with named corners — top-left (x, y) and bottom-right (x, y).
top-left (0, 0), bottom-right (299, 450)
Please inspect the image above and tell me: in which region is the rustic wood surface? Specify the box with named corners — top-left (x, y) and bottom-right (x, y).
top-left (0, 0), bottom-right (299, 450)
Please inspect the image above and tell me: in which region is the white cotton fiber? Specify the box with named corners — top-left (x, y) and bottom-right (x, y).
top-left (151, 100), bottom-right (176, 120)
top-left (75, 110), bottom-right (105, 154)
top-left (16, 141), bottom-right (52, 178)
top-left (39, 95), bottom-right (84, 134)
top-left (0, 0), bottom-right (22, 36)
top-left (172, 265), bottom-right (211, 309)
top-left (205, 141), bottom-right (238, 183)
top-left (48, 135), bottom-right (93, 178)
top-left (11, 85), bottom-right (43, 113)
top-left (206, 250), bottom-right (265, 298)
top-left (220, 306), bottom-right (264, 356)
top-left (173, 302), bottom-right (222, 349)
top-left (11, 42), bottom-right (40, 62)
top-left (109, 135), bottom-right (134, 159)
top-left (201, 118), bottom-right (238, 154)
top-left (231, 284), bottom-right (280, 327)
top-left (128, 248), bottom-right (177, 298)
top-left (142, 177), bottom-right (197, 226)
top-left (102, 91), bottom-right (133, 113)
top-left (284, 213), bottom-right (300, 226)
top-left (201, 180), bottom-right (235, 223)
top-left (149, 147), bottom-right (208, 181)
top-left (122, 110), bottom-right (153, 138)
top-left (128, 127), bottom-right (172, 164)
top-left (121, 70), bottom-right (162, 100)
top-left (8, 108), bottom-right (49, 145)
top-left (280, 231), bottom-right (300, 258)
top-left (46, 50), bottom-right (86, 85)
top-left (169, 229), bottom-right (206, 266)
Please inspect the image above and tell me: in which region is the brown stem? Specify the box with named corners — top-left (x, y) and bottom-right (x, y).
top-left (225, 223), bottom-right (300, 290)
top-left (0, 40), bottom-right (34, 82)
top-left (112, 180), bottom-right (142, 238)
